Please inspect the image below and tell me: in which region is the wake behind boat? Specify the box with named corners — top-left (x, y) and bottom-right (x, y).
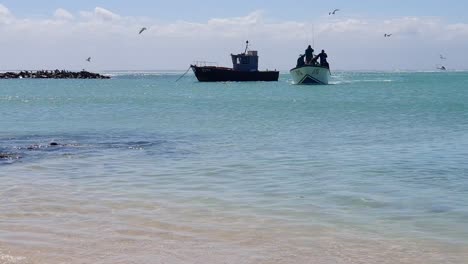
top-left (191, 41), bottom-right (279, 82)
top-left (290, 46), bottom-right (331, 85)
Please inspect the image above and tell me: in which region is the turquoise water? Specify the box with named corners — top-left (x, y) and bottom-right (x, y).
top-left (1, 72), bottom-right (467, 263)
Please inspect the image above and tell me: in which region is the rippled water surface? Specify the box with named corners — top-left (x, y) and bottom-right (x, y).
top-left (1, 72), bottom-right (468, 263)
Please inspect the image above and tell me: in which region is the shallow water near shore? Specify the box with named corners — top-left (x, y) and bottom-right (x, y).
top-left (1, 71), bottom-right (468, 263)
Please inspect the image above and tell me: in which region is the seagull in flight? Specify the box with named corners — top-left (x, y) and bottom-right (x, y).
top-left (384, 34), bottom-right (392, 37)
top-left (86, 57), bottom-right (91, 62)
top-left (440, 54), bottom-right (447, 60)
top-left (329, 9), bottom-right (340, 15)
top-left (139, 27), bottom-right (148, 34)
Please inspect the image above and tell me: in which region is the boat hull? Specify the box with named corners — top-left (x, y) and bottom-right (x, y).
top-left (290, 66), bottom-right (330, 85)
top-left (191, 66), bottom-right (279, 82)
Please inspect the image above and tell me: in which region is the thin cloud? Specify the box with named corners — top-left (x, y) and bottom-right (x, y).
top-left (80, 7), bottom-right (121, 22)
top-left (0, 4), bottom-right (11, 17)
top-left (0, 4), bottom-right (13, 24)
top-left (54, 8), bottom-right (75, 21)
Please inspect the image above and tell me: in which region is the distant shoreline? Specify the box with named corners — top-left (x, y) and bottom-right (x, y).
top-left (0, 70), bottom-right (110, 79)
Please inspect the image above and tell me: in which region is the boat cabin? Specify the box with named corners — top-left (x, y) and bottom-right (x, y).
top-left (231, 51), bottom-right (259, 72)
top-left (231, 41), bottom-right (259, 72)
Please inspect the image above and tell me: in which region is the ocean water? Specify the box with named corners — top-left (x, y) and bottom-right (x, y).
top-left (0, 71), bottom-right (467, 263)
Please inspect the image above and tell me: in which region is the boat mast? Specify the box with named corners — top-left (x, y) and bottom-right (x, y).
top-left (312, 24), bottom-right (315, 49)
top-left (244, 40), bottom-right (249, 54)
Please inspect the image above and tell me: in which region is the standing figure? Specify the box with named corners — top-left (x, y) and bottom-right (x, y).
top-left (318, 50), bottom-right (329, 68)
top-left (305, 45), bottom-right (314, 64)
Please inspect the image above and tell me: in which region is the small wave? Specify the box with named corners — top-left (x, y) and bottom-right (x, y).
top-left (104, 71), bottom-right (191, 77)
top-left (0, 153), bottom-right (22, 165)
top-left (0, 253), bottom-right (26, 264)
top-left (392, 69), bottom-right (468, 73)
top-left (98, 140), bottom-right (168, 150)
top-left (330, 79), bottom-right (394, 85)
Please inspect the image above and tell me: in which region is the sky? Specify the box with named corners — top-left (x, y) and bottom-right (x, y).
top-left (0, 0), bottom-right (467, 71)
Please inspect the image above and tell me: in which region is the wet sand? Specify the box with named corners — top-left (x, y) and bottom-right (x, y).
top-left (1, 182), bottom-right (467, 264)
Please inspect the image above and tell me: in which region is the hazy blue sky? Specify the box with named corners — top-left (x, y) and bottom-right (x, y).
top-left (0, 1), bottom-right (467, 70)
top-left (2, 0), bottom-right (468, 22)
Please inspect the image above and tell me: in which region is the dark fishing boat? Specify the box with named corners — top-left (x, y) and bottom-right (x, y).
top-left (191, 41), bottom-right (279, 82)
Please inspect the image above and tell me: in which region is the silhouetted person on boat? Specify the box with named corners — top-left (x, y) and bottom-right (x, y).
top-left (317, 50), bottom-right (329, 69)
top-left (296, 54), bottom-right (305, 67)
top-left (311, 55), bottom-right (319, 66)
top-left (305, 45), bottom-right (314, 64)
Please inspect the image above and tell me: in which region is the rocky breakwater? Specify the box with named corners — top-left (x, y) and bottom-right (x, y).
top-left (0, 70), bottom-right (110, 79)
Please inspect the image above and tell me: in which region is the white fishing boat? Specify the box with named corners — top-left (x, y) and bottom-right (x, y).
top-left (290, 65), bottom-right (331, 85)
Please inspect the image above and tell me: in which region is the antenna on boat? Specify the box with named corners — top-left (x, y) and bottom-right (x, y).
top-left (312, 24), bottom-right (316, 49)
top-left (244, 40), bottom-right (249, 54)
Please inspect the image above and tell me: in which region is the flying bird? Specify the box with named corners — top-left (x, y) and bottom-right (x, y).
top-left (440, 55), bottom-right (447, 60)
top-left (86, 57), bottom-right (91, 62)
top-left (384, 34), bottom-right (392, 37)
top-left (329, 9), bottom-right (340, 15)
top-left (139, 27), bottom-right (148, 34)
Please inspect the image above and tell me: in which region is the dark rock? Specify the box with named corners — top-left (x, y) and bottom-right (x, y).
top-left (50, 142), bottom-right (60, 146)
top-left (27, 144), bottom-right (42, 150)
top-left (0, 70), bottom-right (110, 79)
top-left (0, 153), bottom-right (21, 160)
